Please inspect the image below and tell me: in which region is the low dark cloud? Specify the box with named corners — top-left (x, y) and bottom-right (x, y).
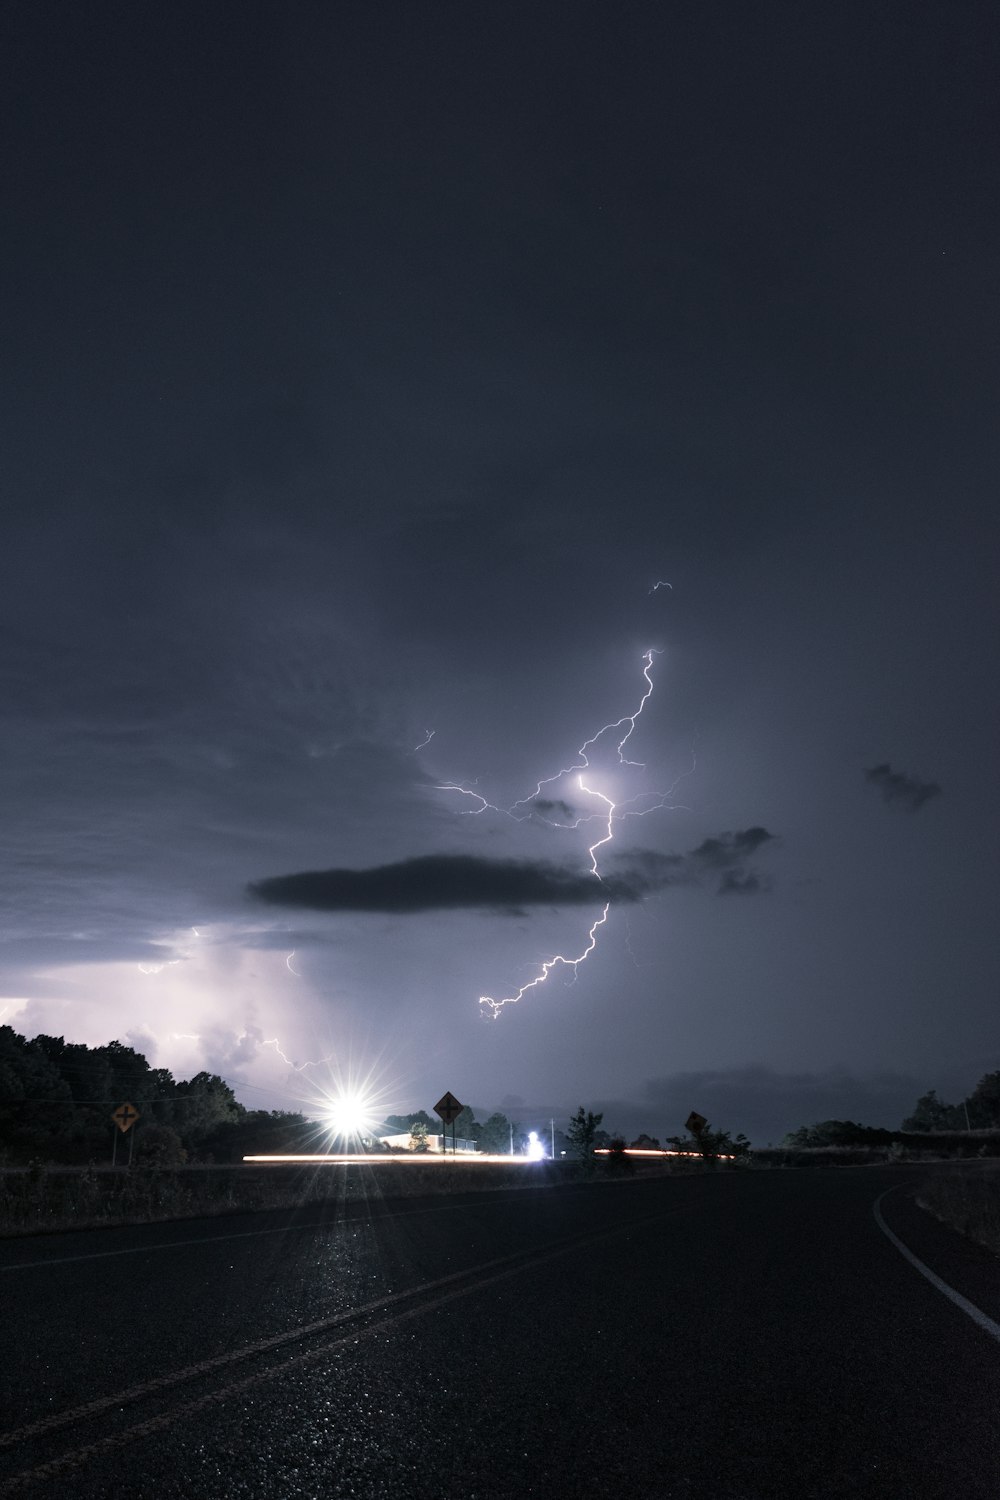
top-left (249, 854), bottom-right (631, 914)
top-left (499, 1067), bottom-right (933, 1151)
top-left (600, 1065), bottom-right (930, 1147)
top-left (251, 827), bottom-right (777, 914)
top-left (532, 798), bottom-right (577, 820)
top-left (690, 827), bottom-right (774, 864)
top-left (613, 827), bottom-right (776, 897)
top-left (865, 763), bottom-right (942, 812)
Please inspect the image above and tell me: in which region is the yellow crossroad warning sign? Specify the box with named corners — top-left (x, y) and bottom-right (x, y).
top-left (111, 1102), bottom-right (140, 1133)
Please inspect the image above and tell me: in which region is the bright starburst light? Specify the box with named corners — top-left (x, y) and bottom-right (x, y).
top-left (323, 1090), bottom-right (380, 1143)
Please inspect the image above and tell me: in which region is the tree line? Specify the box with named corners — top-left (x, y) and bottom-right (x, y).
top-left (1, 1023), bottom-right (753, 1167)
top-left (782, 1072), bottom-right (1000, 1151)
top-left (0, 1026), bottom-right (307, 1165)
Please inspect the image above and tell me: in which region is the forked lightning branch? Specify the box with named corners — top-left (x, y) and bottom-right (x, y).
top-left (439, 650), bottom-right (684, 1018)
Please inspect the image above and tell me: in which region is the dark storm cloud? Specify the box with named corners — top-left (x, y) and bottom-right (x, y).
top-left (251, 827), bottom-right (777, 914)
top-left (690, 827), bottom-right (774, 864)
top-left (249, 854), bottom-right (632, 914)
top-left (865, 763), bottom-right (942, 813)
top-left (614, 828), bottom-right (776, 897)
top-left (532, 798), bottom-right (577, 820)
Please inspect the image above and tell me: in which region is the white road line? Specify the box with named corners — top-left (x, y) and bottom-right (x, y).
top-left (0, 1200), bottom-right (701, 1493)
top-left (873, 1188), bottom-right (1000, 1344)
top-left (0, 1241), bottom-right (588, 1493)
top-left (0, 1242), bottom-right (542, 1449)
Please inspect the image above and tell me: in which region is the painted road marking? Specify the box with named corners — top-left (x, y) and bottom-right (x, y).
top-left (873, 1188), bottom-right (1000, 1344)
top-left (0, 1200), bottom-right (701, 1493)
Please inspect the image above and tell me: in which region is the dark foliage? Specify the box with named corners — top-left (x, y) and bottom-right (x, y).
top-left (0, 1025), bottom-right (307, 1164)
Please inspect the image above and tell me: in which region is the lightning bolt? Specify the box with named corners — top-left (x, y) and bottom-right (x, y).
top-left (433, 779), bottom-right (514, 818)
top-left (285, 950), bottom-right (301, 976)
top-left (438, 649), bottom-right (687, 1018)
top-left (649, 579), bottom-right (673, 594)
top-left (623, 914), bottom-right (644, 971)
top-left (411, 729), bottom-right (435, 753)
top-left (509, 648), bottom-right (661, 817)
top-left (262, 1037), bottom-right (339, 1072)
top-left (478, 905), bottom-right (611, 1020)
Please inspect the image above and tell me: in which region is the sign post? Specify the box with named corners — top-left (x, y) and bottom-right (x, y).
top-left (685, 1110), bottom-right (708, 1151)
top-left (111, 1102), bottom-right (140, 1167)
top-left (434, 1091), bottom-right (464, 1155)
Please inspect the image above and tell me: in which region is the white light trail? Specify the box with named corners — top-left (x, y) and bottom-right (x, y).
top-left (243, 1153), bottom-right (539, 1165)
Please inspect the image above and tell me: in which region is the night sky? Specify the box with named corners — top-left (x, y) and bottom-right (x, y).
top-left (3, 3), bottom-right (997, 1144)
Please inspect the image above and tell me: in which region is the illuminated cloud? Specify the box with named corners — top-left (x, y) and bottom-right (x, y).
top-left (865, 763), bottom-right (942, 813)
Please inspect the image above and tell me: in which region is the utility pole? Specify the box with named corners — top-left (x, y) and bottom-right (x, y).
top-left (550, 1117), bottom-right (555, 1158)
top-left (509, 1121), bottom-right (514, 1157)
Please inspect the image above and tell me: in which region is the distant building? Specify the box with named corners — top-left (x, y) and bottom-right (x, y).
top-left (374, 1130), bottom-right (478, 1154)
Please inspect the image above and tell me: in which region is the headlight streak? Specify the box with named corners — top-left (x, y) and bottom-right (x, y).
top-left (436, 649), bottom-right (691, 1018)
top-left (242, 1152), bottom-right (539, 1164)
top-left (242, 1147), bottom-right (734, 1162)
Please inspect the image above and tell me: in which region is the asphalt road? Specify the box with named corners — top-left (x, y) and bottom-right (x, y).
top-left (1, 1166), bottom-right (999, 1499)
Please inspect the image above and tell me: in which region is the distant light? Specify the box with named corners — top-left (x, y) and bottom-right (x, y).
top-left (324, 1091), bottom-right (378, 1143)
top-left (526, 1130), bottom-right (546, 1160)
top-left (594, 1147), bottom-right (735, 1160)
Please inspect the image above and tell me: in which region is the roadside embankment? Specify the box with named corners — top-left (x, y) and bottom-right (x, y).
top-left (0, 1155), bottom-right (684, 1236)
top-left (916, 1166), bottom-right (1000, 1256)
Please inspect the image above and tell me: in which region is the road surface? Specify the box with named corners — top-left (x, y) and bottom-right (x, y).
top-left (1, 1166), bottom-right (999, 1498)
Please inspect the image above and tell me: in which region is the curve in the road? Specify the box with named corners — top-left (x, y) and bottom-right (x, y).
top-left (873, 1186), bottom-right (1000, 1344)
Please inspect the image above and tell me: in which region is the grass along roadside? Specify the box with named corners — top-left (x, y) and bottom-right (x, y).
top-left (0, 1155), bottom-right (693, 1236)
top-left (915, 1167), bottom-right (1000, 1257)
top-left (0, 1160), bottom-right (569, 1236)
